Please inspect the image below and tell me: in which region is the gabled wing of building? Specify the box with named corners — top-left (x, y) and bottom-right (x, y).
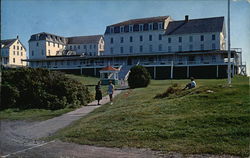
top-left (66, 35), bottom-right (103, 44)
top-left (165, 16), bottom-right (224, 35)
top-left (1, 39), bottom-right (16, 48)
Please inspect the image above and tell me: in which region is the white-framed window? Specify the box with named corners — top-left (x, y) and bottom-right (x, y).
top-left (110, 47), bottom-right (113, 54)
top-left (158, 22), bottom-right (163, 29)
top-left (158, 44), bottom-right (162, 51)
top-left (129, 25), bottom-right (133, 32)
top-left (140, 35), bottom-right (143, 41)
top-left (212, 43), bottom-right (216, 49)
top-left (139, 24), bottom-right (143, 31)
top-left (129, 46), bottom-right (133, 53)
top-left (178, 45), bottom-right (182, 52)
top-left (140, 45), bottom-right (143, 52)
top-left (13, 51), bottom-right (15, 55)
top-left (149, 23), bottom-right (153, 30)
top-left (168, 37), bottom-right (171, 43)
top-left (189, 45), bottom-right (193, 51)
top-left (120, 37), bottom-right (124, 43)
top-left (120, 26), bottom-right (124, 33)
top-left (149, 45), bottom-right (153, 52)
top-left (200, 44), bottom-right (204, 50)
top-left (48, 50), bottom-right (51, 56)
top-left (110, 38), bottom-right (113, 44)
top-left (149, 35), bottom-right (152, 41)
top-left (212, 34), bottom-right (216, 40)
top-left (58, 44), bottom-right (60, 48)
top-left (168, 46), bottom-right (171, 52)
top-left (13, 58), bottom-right (15, 63)
top-left (17, 51), bottom-right (19, 56)
top-left (189, 36), bottom-right (193, 42)
top-left (159, 34), bottom-right (162, 40)
top-left (120, 47), bottom-right (123, 53)
top-left (110, 27), bottom-right (114, 33)
top-left (130, 36), bottom-right (133, 42)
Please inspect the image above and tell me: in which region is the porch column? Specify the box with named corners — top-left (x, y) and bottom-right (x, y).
top-left (81, 67), bottom-right (83, 75)
top-left (216, 65), bottom-right (219, 78)
top-left (171, 60), bottom-right (173, 79)
top-left (154, 66), bottom-right (156, 79)
top-left (187, 66), bottom-right (189, 78)
top-left (94, 68), bottom-right (96, 76)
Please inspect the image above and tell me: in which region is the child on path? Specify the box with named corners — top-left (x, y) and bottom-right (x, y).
top-left (108, 80), bottom-right (115, 105)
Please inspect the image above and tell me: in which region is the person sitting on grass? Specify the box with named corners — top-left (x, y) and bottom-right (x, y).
top-left (183, 77), bottom-right (196, 90)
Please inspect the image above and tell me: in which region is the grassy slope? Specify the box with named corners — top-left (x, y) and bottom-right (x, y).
top-left (51, 76), bottom-right (250, 157)
top-left (0, 75), bottom-right (100, 121)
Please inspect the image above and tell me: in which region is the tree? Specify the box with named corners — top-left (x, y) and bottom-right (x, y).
top-left (128, 65), bottom-right (151, 88)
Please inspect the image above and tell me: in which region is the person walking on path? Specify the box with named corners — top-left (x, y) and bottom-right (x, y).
top-left (95, 81), bottom-right (102, 105)
top-left (108, 80), bottom-right (115, 105)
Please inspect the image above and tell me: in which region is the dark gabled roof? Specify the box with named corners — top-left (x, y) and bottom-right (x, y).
top-left (109, 16), bottom-right (170, 27)
top-left (66, 35), bottom-right (103, 44)
top-left (165, 16), bottom-right (224, 35)
top-left (1, 39), bottom-right (16, 48)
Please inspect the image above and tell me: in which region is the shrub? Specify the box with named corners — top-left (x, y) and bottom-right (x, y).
top-left (128, 65), bottom-right (151, 88)
top-left (1, 68), bottom-right (92, 110)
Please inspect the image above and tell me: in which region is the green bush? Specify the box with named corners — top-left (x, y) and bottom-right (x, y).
top-left (128, 65), bottom-right (151, 88)
top-left (1, 68), bottom-right (92, 110)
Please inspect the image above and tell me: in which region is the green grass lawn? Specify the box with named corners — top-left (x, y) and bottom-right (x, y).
top-left (50, 76), bottom-right (250, 157)
top-left (0, 74), bottom-right (101, 121)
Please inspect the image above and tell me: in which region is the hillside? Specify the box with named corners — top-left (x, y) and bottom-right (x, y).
top-left (52, 76), bottom-right (250, 157)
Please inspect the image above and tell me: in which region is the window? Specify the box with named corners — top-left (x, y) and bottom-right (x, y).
top-left (178, 45), bottom-right (182, 52)
top-left (200, 56), bottom-right (204, 62)
top-left (21, 47), bottom-right (23, 50)
top-left (48, 50), bottom-right (51, 56)
top-left (90, 45), bottom-right (92, 49)
top-left (158, 44), bottom-right (162, 51)
top-left (168, 46), bottom-right (171, 52)
top-left (189, 36), bottom-right (193, 42)
top-left (158, 22), bottom-right (163, 29)
top-left (17, 51), bottom-right (19, 56)
top-left (149, 45), bottom-right (153, 52)
top-left (36, 42), bottom-right (39, 46)
top-left (130, 36), bottom-right (133, 42)
top-left (189, 45), bottom-right (193, 51)
top-left (212, 55), bottom-right (216, 62)
top-left (200, 35), bottom-right (204, 41)
top-left (139, 25), bottom-right (143, 31)
top-left (168, 37), bottom-right (171, 43)
top-left (120, 37), bottom-right (124, 43)
top-left (149, 23), bottom-right (153, 30)
top-left (53, 43), bottom-right (55, 47)
top-left (21, 52), bottom-right (23, 56)
top-left (41, 49), bottom-right (44, 55)
top-left (159, 34), bottom-right (162, 40)
top-left (84, 45), bottom-right (86, 49)
top-left (110, 27), bottom-right (114, 33)
top-left (13, 51), bottom-right (15, 55)
top-left (48, 42), bottom-right (50, 46)
top-left (212, 43), bottom-right (216, 49)
top-left (200, 44), bottom-right (204, 50)
top-left (110, 38), bottom-right (113, 44)
top-left (58, 43), bottom-right (60, 48)
top-left (17, 46), bottom-right (19, 50)
top-left (212, 34), bottom-right (216, 40)
top-left (78, 45), bottom-right (80, 49)
top-left (13, 58), bottom-right (15, 63)
top-left (140, 35), bottom-right (143, 42)
top-left (120, 26), bottom-right (124, 33)
top-left (129, 25), bottom-right (133, 32)
top-left (70, 46), bottom-right (72, 50)
top-left (120, 47), bottom-right (123, 53)
top-left (149, 35), bottom-right (152, 41)
top-left (110, 47), bottom-right (113, 54)
top-left (140, 45), bottom-right (143, 52)
top-left (32, 50), bottom-right (34, 56)
top-left (179, 37), bottom-right (182, 43)
top-left (129, 46), bottom-right (133, 53)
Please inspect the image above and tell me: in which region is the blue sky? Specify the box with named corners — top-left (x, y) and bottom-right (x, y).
top-left (1, 0), bottom-right (250, 75)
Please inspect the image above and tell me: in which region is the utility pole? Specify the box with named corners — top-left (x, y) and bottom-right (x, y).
top-left (227, 0), bottom-right (231, 84)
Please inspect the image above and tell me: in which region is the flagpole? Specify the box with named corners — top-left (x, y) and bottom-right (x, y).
top-left (227, 0), bottom-right (231, 84)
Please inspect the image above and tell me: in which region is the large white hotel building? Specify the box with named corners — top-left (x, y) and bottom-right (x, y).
top-left (26, 15), bottom-right (246, 79)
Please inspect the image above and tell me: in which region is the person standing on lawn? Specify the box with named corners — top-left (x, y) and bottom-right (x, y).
top-left (95, 81), bottom-right (102, 105)
top-left (108, 80), bottom-right (115, 105)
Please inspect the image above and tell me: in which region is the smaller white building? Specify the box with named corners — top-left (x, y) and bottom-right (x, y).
top-left (1, 36), bottom-right (27, 67)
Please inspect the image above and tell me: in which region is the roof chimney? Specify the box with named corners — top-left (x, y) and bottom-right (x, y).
top-left (185, 15), bottom-right (189, 22)
top-left (17, 35), bottom-right (19, 39)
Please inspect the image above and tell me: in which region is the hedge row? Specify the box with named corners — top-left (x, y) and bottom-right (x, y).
top-left (1, 68), bottom-right (92, 110)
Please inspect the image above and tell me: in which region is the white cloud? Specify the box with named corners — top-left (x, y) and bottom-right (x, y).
top-left (232, 0), bottom-right (250, 3)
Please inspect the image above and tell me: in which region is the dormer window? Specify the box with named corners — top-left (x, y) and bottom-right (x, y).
top-left (158, 22), bottom-right (163, 29)
top-left (129, 25), bottom-right (133, 32)
top-left (110, 27), bottom-right (114, 33)
top-left (149, 23), bottom-right (153, 30)
top-left (139, 24), bottom-right (143, 31)
top-left (120, 26), bottom-right (124, 33)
